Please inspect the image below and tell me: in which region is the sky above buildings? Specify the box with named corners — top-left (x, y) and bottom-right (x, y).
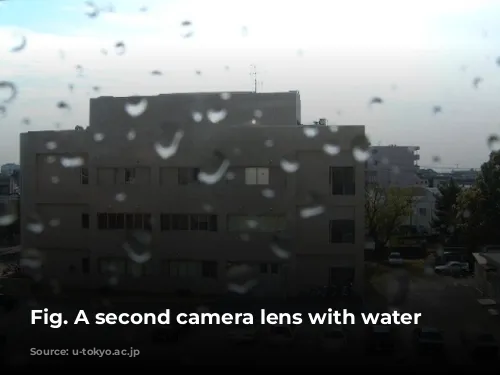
top-left (1, 0), bottom-right (500, 169)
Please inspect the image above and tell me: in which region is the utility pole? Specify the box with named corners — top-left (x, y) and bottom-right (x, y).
top-left (250, 64), bottom-right (258, 93)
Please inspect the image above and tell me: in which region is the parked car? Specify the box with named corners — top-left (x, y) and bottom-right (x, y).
top-left (434, 261), bottom-right (469, 276)
top-left (460, 331), bottom-right (498, 359)
top-left (388, 252), bottom-right (404, 266)
top-left (366, 325), bottom-right (395, 354)
top-left (319, 326), bottom-right (347, 352)
top-left (413, 327), bottom-right (445, 354)
top-left (228, 325), bottom-right (258, 344)
top-left (267, 324), bottom-right (296, 346)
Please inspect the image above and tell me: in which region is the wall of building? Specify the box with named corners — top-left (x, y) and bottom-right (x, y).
top-left (21, 121), bottom-right (365, 296)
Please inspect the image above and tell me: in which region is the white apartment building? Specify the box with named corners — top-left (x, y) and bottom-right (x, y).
top-left (20, 92), bottom-right (365, 296)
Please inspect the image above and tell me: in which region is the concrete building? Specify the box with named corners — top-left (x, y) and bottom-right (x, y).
top-left (0, 174), bottom-right (19, 217)
top-left (402, 186), bottom-right (438, 234)
top-left (1, 163), bottom-right (20, 177)
top-left (20, 92), bottom-right (365, 296)
top-left (418, 169), bottom-right (478, 189)
top-left (366, 145), bottom-right (424, 188)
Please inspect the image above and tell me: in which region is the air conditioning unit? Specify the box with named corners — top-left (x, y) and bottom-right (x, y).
top-left (318, 118), bottom-right (327, 126)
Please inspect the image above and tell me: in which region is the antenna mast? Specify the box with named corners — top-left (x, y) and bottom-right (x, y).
top-left (250, 64), bottom-right (258, 93)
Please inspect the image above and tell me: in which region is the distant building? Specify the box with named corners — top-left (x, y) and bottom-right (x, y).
top-left (0, 174), bottom-right (19, 216)
top-left (1, 163), bottom-right (20, 176)
top-left (418, 169), bottom-right (478, 189)
top-left (366, 145), bottom-right (425, 188)
top-left (20, 91), bottom-right (366, 296)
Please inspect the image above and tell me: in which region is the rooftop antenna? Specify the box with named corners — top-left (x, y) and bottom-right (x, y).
top-left (250, 64), bottom-right (258, 93)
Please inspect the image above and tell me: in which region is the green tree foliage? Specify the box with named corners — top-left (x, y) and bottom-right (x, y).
top-left (365, 184), bottom-right (414, 256)
top-left (431, 179), bottom-right (462, 244)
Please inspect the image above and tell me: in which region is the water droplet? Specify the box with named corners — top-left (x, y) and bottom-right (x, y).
top-left (191, 111), bottom-right (203, 122)
top-left (432, 155), bottom-right (441, 163)
top-left (392, 166), bottom-right (400, 174)
top-left (303, 126), bottom-right (318, 138)
top-left (115, 193), bottom-right (127, 202)
top-left (100, 48), bottom-right (108, 55)
top-left (0, 81), bottom-right (17, 103)
top-left (154, 130), bottom-right (184, 160)
top-left (202, 204), bottom-right (214, 212)
top-left (323, 143), bottom-right (340, 156)
top-left (246, 219), bottom-right (258, 229)
top-left (46, 156), bottom-right (56, 164)
top-left (227, 264), bottom-right (253, 278)
top-left (487, 134), bottom-right (500, 151)
top-left (75, 65), bottom-right (84, 75)
top-left (50, 176), bottom-right (60, 184)
top-left (198, 159), bottom-right (230, 185)
top-left (299, 205), bottom-right (325, 219)
top-left (124, 97), bottom-right (148, 117)
top-left (150, 70), bottom-right (162, 76)
top-left (0, 213), bottom-right (17, 226)
top-left (225, 171), bottom-right (236, 180)
top-left (60, 157), bottom-right (84, 168)
top-left (228, 280), bottom-right (257, 294)
top-left (195, 70), bottom-right (202, 76)
top-left (473, 77), bottom-right (483, 89)
top-left (20, 249), bottom-right (43, 269)
top-left (9, 32), bottom-right (27, 53)
top-left (280, 158), bottom-right (299, 173)
top-left (270, 243), bottom-right (290, 259)
top-left (328, 125), bottom-right (339, 133)
top-left (207, 109), bottom-right (227, 123)
top-left (45, 141), bottom-right (57, 150)
top-left (353, 147), bottom-right (370, 162)
top-left (181, 20), bottom-right (194, 38)
top-left (114, 41), bottom-right (126, 55)
top-left (251, 119), bottom-right (257, 125)
top-left (123, 233), bottom-right (152, 264)
top-left (126, 130), bottom-right (136, 141)
top-left (84, 1), bottom-right (100, 18)
top-left (240, 233), bottom-right (250, 241)
top-left (241, 26), bottom-right (248, 37)
top-left (220, 92), bottom-right (231, 100)
top-left (369, 97), bottom-right (383, 106)
top-left (48, 218), bottom-right (60, 227)
top-left (26, 215), bottom-right (44, 234)
top-left (21, 117), bottom-right (30, 125)
top-left (93, 133), bottom-right (105, 142)
top-left (92, 86), bottom-right (100, 92)
top-left (264, 139), bottom-right (274, 147)
top-left (57, 101), bottom-right (71, 110)
top-left (253, 109), bottom-right (263, 118)
top-left (262, 188), bottom-right (275, 198)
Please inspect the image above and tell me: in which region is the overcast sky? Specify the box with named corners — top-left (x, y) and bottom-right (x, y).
top-left (1, 0), bottom-right (500, 169)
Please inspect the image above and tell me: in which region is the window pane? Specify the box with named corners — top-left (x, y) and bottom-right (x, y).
top-left (245, 168), bottom-right (257, 185)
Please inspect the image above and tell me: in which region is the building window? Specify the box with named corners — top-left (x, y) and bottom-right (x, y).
top-left (124, 168), bottom-right (135, 184)
top-left (329, 167), bottom-right (355, 195)
top-left (419, 208), bottom-right (427, 216)
top-left (168, 261), bottom-right (200, 277)
top-left (201, 261), bottom-right (218, 279)
top-left (329, 220), bottom-right (355, 244)
top-left (244, 167), bottom-right (269, 185)
top-left (81, 257), bottom-right (90, 274)
top-left (80, 167), bottom-right (89, 185)
top-left (260, 263), bottom-right (280, 274)
top-left (97, 213), bottom-right (152, 230)
top-left (227, 215), bottom-right (286, 232)
top-left (81, 213), bottom-right (89, 229)
top-left (178, 168), bottom-right (200, 185)
top-left (160, 214), bottom-right (217, 231)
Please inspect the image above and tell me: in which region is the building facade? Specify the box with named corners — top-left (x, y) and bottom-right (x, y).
top-left (366, 145), bottom-right (424, 188)
top-left (20, 92), bottom-right (365, 296)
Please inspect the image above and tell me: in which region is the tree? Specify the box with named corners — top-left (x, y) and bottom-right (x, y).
top-left (455, 151), bottom-right (500, 248)
top-left (365, 184), bottom-right (415, 257)
top-left (431, 179), bottom-right (462, 245)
